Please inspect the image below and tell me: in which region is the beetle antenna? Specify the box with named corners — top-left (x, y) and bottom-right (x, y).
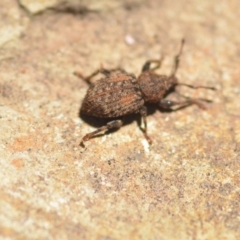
top-left (171, 39), bottom-right (185, 77)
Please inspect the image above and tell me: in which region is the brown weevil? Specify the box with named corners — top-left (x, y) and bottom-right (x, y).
top-left (75, 40), bottom-right (216, 146)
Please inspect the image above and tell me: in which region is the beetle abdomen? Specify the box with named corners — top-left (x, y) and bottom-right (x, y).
top-left (81, 73), bottom-right (144, 118)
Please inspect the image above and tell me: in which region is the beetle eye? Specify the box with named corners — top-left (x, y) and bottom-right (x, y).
top-left (159, 99), bottom-right (173, 108)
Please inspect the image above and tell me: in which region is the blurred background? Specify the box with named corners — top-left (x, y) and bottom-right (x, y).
top-left (0, 0), bottom-right (240, 239)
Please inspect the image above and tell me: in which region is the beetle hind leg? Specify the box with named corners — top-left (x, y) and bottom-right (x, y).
top-left (80, 120), bottom-right (123, 147)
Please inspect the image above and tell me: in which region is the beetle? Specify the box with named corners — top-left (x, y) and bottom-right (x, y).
top-left (75, 40), bottom-right (216, 146)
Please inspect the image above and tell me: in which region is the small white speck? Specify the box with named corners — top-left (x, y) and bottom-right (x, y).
top-left (165, 117), bottom-right (169, 121)
top-left (101, 134), bottom-right (107, 143)
top-left (73, 118), bottom-right (82, 125)
top-left (54, 131), bottom-right (65, 143)
top-left (171, 147), bottom-right (176, 153)
top-left (142, 139), bottom-right (149, 153)
top-left (125, 34), bottom-right (135, 45)
top-left (56, 113), bottom-right (64, 119)
top-left (58, 198), bottom-right (68, 204)
top-left (162, 132), bottom-right (169, 137)
top-left (49, 201), bottom-right (59, 209)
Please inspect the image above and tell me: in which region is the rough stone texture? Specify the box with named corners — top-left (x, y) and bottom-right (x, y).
top-left (0, 0), bottom-right (240, 239)
top-left (0, 0), bottom-right (28, 47)
top-left (19, 0), bottom-right (59, 14)
top-left (18, 0), bottom-right (144, 14)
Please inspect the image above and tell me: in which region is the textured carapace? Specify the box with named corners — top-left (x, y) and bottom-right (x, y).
top-left (81, 70), bottom-right (144, 118)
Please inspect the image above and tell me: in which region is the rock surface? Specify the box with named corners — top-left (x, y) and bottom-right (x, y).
top-left (0, 0), bottom-right (240, 239)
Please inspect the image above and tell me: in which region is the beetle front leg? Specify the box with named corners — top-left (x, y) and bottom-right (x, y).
top-left (81, 120), bottom-right (123, 147)
top-left (141, 56), bottom-right (164, 72)
top-left (139, 106), bottom-right (152, 144)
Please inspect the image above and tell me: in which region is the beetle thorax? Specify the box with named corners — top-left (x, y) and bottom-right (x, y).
top-left (138, 71), bottom-right (177, 103)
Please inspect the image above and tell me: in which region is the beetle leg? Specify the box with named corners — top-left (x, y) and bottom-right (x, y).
top-left (139, 106), bottom-right (152, 144)
top-left (141, 57), bottom-right (164, 72)
top-left (80, 120), bottom-right (123, 147)
top-left (159, 98), bottom-right (207, 110)
top-left (74, 69), bottom-right (100, 85)
top-left (170, 39), bottom-right (185, 77)
top-left (177, 83), bottom-right (216, 91)
top-left (74, 68), bottom-right (127, 85)
top-left (74, 67), bottom-right (115, 85)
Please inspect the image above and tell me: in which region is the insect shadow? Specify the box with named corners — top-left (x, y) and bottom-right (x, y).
top-left (78, 94), bottom-right (197, 141)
